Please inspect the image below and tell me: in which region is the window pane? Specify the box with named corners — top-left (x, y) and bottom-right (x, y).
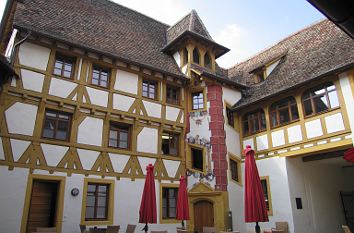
top-left (86, 195), bottom-right (95, 206)
top-left (85, 207), bottom-right (95, 219)
top-left (260, 112), bottom-right (266, 129)
top-left (109, 130), bottom-right (118, 140)
top-left (88, 184), bottom-right (96, 192)
top-left (169, 207), bottom-right (176, 218)
top-left (56, 121), bottom-right (69, 140)
top-left (97, 207), bottom-right (107, 218)
top-left (192, 148), bottom-right (203, 170)
top-left (314, 95), bottom-right (329, 113)
top-left (92, 77), bottom-right (99, 85)
top-left (303, 99), bottom-right (313, 116)
top-left (100, 80), bottom-right (107, 87)
top-left (162, 207), bottom-right (167, 219)
top-left (328, 91), bottom-right (339, 108)
top-left (327, 85), bottom-right (336, 91)
top-left (63, 71), bottom-right (71, 78)
top-left (53, 67), bottom-right (62, 76)
top-left (314, 88), bottom-right (325, 95)
top-left (64, 63), bottom-right (72, 72)
top-left (119, 141), bottom-right (128, 149)
top-left (243, 121), bottom-right (249, 134)
top-left (270, 111), bottom-right (277, 127)
top-left (43, 119), bottom-right (55, 138)
top-left (120, 131), bottom-right (128, 141)
top-left (279, 108), bottom-right (290, 125)
top-left (98, 196), bottom-right (107, 207)
top-left (291, 105), bottom-right (299, 120)
top-left (98, 185), bottom-right (107, 192)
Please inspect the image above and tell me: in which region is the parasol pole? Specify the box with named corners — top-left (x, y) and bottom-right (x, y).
top-left (142, 223), bottom-right (148, 233)
top-left (255, 221), bottom-right (260, 233)
top-left (181, 220), bottom-right (185, 229)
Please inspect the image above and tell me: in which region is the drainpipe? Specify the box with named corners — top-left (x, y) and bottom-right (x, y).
top-left (5, 28), bottom-right (31, 64)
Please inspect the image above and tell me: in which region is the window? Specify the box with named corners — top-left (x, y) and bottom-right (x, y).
top-left (270, 97), bottom-right (299, 127)
top-left (243, 109), bottom-right (266, 135)
top-left (230, 158), bottom-right (240, 183)
top-left (191, 147), bottom-right (203, 171)
top-left (53, 53), bottom-right (75, 79)
top-left (183, 48), bottom-right (188, 66)
top-left (254, 70), bottom-right (265, 84)
top-left (302, 83), bottom-right (339, 117)
top-left (192, 91), bottom-right (204, 110)
top-left (204, 53), bottom-right (212, 69)
top-left (142, 79), bottom-right (157, 100)
top-left (193, 48), bottom-right (199, 64)
top-left (42, 110), bottom-right (72, 141)
top-left (260, 177), bottom-right (272, 214)
top-left (108, 123), bottom-right (130, 149)
top-left (226, 106), bottom-right (234, 127)
top-left (85, 183), bottom-right (109, 220)
top-left (161, 132), bottom-right (179, 156)
top-left (166, 85), bottom-right (180, 105)
top-left (162, 187), bottom-right (178, 219)
top-left (92, 65), bottom-right (110, 88)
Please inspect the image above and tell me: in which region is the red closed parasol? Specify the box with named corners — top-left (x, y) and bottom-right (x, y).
top-left (176, 176), bottom-right (190, 229)
top-left (344, 147), bottom-right (354, 163)
top-left (139, 164), bottom-right (157, 233)
top-left (244, 145), bottom-right (269, 233)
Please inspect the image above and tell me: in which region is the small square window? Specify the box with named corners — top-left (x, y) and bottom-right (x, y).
top-left (42, 110), bottom-right (72, 141)
top-left (92, 65), bottom-right (110, 88)
top-left (166, 85), bottom-right (180, 105)
top-left (142, 79), bottom-right (157, 100)
top-left (161, 132), bottom-right (179, 156)
top-left (192, 91), bottom-right (204, 110)
top-left (226, 106), bottom-right (234, 127)
top-left (108, 123), bottom-right (130, 150)
top-left (53, 54), bottom-right (75, 79)
top-left (230, 159), bottom-right (240, 183)
top-left (191, 147), bottom-right (203, 171)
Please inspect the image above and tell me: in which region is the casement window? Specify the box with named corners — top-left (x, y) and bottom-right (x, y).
top-left (260, 177), bottom-right (272, 214)
top-left (204, 52), bottom-right (212, 69)
top-left (142, 79), bottom-right (157, 100)
top-left (191, 147), bottom-right (203, 171)
top-left (166, 85), bottom-right (180, 105)
top-left (161, 132), bottom-right (179, 156)
top-left (226, 106), bottom-right (235, 127)
top-left (162, 187), bottom-right (178, 219)
top-left (242, 109), bottom-right (266, 136)
top-left (192, 91), bottom-right (204, 110)
top-left (42, 110), bottom-right (72, 141)
top-left (193, 48), bottom-right (199, 64)
top-left (108, 123), bottom-right (130, 149)
top-left (229, 158), bottom-right (240, 183)
top-left (53, 53), bottom-right (75, 79)
top-left (92, 65), bottom-right (110, 88)
top-left (302, 83), bottom-right (339, 117)
top-left (85, 183), bottom-right (109, 220)
top-left (270, 97), bottom-right (299, 127)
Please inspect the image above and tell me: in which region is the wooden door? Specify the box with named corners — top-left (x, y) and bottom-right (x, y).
top-left (26, 180), bottom-right (58, 233)
top-left (194, 200), bottom-right (214, 233)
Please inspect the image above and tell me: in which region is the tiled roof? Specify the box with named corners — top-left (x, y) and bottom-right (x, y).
top-left (229, 20), bottom-right (354, 110)
top-left (13, 0), bottom-right (184, 77)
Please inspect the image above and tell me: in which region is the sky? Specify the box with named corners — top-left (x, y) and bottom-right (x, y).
top-left (0, 0), bottom-right (324, 68)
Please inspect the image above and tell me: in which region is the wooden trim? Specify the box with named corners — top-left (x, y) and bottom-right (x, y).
top-left (228, 153), bottom-right (242, 186)
top-left (159, 183), bottom-right (179, 224)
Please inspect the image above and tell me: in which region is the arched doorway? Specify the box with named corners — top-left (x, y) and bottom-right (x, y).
top-left (193, 200), bottom-right (214, 233)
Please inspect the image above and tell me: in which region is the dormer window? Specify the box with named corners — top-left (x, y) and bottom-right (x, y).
top-left (204, 52), bottom-right (212, 69)
top-left (254, 69), bottom-right (265, 84)
top-left (193, 48), bottom-right (200, 64)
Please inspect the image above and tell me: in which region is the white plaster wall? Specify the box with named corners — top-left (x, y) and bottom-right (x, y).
top-left (10, 139), bottom-right (31, 161)
top-left (109, 153), bottom-right (130, 173)
top-left (137, 127), bottom-right (158, 154)
top-left (137, 157), bottom-right (157, 175)
top-left (272, 130), bottom-right (285, 147)
top-left (41, 144), bottom-right (68, 167)
top-left (114, 70), bottom-right (138, 95)
top-left (163, 159), bottom-right (180, 178)
top-left (286, 157), bottom-right (353, 233)
top-left (256, 134), bottom-right (269, 151)
top-left (325, 113), bottom-right (345, 134)
top-left (165, 106), bottom-right (180, 122)
top-left (0, 167), bottom-right (29, 233)
top-left (77, 117), bottom-right (103, 146)
top-left (86, 87), bottom-right (109, 107)
top-left (305, 119), bottom-right (323, 139)
top-left (339, 73), bottom-right (354, 144)
top-left (77, 149), bottom-right (100, 170)
top-left (189, 113), bottom-right (211, 141)
top-left (247, 157), bottom-right (294, 233)
top-left (18, 42), bottom-right (50, 71)
top-left (113, 94), bottom-right (135, 112)
top-left (142, 100), bottom-right (161, 118)
top-left (5, 102), bottom-right (38, 136)
top-left (287, 125), bottom-right (302, 144)
top-left (49, 77), bottom-right (77, 99)
top-left (173, 52), bottom-right (181, 67)
top-left (20, 69), bottom-right (45, 92)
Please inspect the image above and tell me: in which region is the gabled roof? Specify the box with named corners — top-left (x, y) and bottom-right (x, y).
top-left (13, 0), bottom-right (183, 78)
top-left (229, 20), bottom-right (354, 110)
top-left (162, 10), bottom-right (229, 58)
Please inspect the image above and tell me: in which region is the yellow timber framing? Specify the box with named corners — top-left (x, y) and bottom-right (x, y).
top-left (187, 182), bottom-right (229, 232)
top-left (159, 183), bottom-right (180, 224)
top-left (20, 174), bottom-right (66, 233)
top-left (237, 75), bottom-right (353, 159)
top-left (260, 176), bottom-right (273, 216)
top-left (228, 153), bottom-right (242, 186)
top-left (81, 178), bottom-right (115, 226)
top-left (0, 37), bottom-right (190, 181)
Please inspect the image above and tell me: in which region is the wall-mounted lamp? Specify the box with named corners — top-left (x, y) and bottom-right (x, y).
top-left (71, 188), bottom-right (80, 196)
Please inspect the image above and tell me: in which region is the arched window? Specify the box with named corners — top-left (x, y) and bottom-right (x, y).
top-left (193, 48), bottom-right (200, 64)
top-left (270, 97), bottom-right (299, 127)
top-left (302, 82), bottom-right (339, 117)
top-left (243, 109), bottom-right (266, 135)
top-left (204, 52), bottom-right (212, 69)
top-left (183, 48), bottom-right (188, 66)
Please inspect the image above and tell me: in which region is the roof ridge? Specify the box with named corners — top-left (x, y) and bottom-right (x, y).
top-left (190, 9), bottom-right (213, 40)
top-left (228, 18), bottom-right (327, 70)
top-left (189, 9), bottom-right (195, 31)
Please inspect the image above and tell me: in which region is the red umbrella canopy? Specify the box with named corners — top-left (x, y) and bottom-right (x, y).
top-left (344, 147), bottom-right (354, 163)
top-left (139, 164), bottom-right (157, 224)
top-left (176, 176), bottom-right (190, 220)
top-left (244, 145), bottom-right (269, 223)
